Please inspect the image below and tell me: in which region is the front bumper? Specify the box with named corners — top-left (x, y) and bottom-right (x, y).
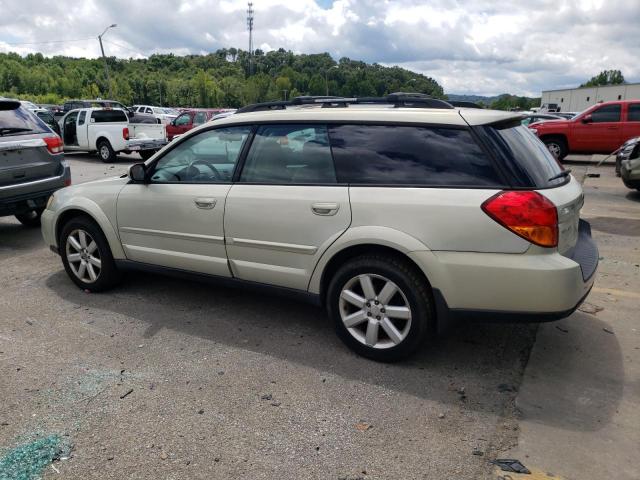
top-left (621, 157), bottom-right (640, 186)
top-left (409, 220), bottom-right (598, 324)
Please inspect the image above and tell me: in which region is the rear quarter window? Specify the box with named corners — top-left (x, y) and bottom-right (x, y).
top-left (91, 110), bottom-right (128, 123)
top-left (480, 123), bottom-right (565, 188)
top-left (328, 124), bottom-right (502, 187)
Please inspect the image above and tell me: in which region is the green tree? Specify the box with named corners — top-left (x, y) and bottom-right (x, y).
top-left (580, 70), bottom-right (626, 87)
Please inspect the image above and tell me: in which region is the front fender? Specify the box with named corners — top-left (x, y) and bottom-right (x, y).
top-left (52, 197), bottom-right (126, 259)
top-left (307, 225), bottom-right (431, 294)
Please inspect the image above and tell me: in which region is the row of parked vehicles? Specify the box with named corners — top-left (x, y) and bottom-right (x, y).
top-left (2, 93), bottom-right (638, 360)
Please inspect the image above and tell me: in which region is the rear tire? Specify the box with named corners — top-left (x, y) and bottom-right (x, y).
top-left (327, 254), bottom-right (433, 362)
top-left (97, 139), bottom-right (116, 163)
top-left (59, 216), bottom-right (121, 292)
top-left (15, 208), bottom-right (44, 227)
top-left (543, 136), bottom-right (568, 161)
top-left (139, 150), bottom-right (156, 161)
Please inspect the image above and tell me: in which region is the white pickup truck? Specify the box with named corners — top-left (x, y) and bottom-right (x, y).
top-left (59, 108), bottom-right (168, 162)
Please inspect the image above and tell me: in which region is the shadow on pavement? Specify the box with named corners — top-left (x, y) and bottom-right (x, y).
top-left (0, 220), bottom-right (44, 258)
top-left (45, 269), bottom-right (538, 417)
top-left (515, 312), bottom-right (625, 432)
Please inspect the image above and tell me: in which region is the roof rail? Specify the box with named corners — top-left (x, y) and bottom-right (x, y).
top-left (236, 92), bottom-right (454, 113)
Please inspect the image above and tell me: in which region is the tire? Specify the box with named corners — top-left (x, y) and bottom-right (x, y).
top-left (97, 139), bottom-right (116, 163)
top-left (543, 136), bottom-right (568, 161)
top-left (139, 150), bottom-right (156, 161)
top-left (15, 208), bottom-right (44, 227)
top-left (59, 215), bottom-right (121, 292)
top-left (327, 254), bottom-right (434, 362)
top-left (615, 157), bottom-right (622, 177)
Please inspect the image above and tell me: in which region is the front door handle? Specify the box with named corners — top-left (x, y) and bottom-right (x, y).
top-left (194, 197), bottom-right (217, 209)
top-left (311, 202), bottom-right (339, 216)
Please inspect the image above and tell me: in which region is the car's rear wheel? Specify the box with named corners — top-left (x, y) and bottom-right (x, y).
top-left (97, 139), bottom-right (116, 163)
top-left (15, 208), bottom-right (44, 227)
top-left (327, 254), bottom-right (433, 362)
top-left (543, 136), bottom-right (568, 160)
top-left (60, 216), bottom-right (121, 292)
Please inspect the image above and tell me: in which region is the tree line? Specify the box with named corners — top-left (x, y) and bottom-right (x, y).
top-left (0, 48), bottom-right (444, 108)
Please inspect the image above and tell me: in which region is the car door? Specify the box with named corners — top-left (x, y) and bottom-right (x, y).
top-left (75, 110), bottom-right (88, 147)
top-left (61, 111), bottom-right (80, 148)
top-left (225, 124), bottom-right (351, 290)
top-left (572, 103), bottom-right (623, 152)
top-left (116, 125), bottom-right (252, 276)
top-left (622, 103), bottom-right (640, 143)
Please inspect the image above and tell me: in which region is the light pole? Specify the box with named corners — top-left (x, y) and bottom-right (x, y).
top-left (324, 65), bottom-right (339, 96)
top-left (98, 24), bottom-right (117, 98)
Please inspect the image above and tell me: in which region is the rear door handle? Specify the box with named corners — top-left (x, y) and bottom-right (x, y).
top-left (194, 197), bottom-right (216, 209)
top-left (311, 202), bottom-right (339, 216)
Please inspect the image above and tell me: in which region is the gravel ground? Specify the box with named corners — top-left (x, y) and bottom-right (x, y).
top-left (0, 153), bottom-right (612, 479)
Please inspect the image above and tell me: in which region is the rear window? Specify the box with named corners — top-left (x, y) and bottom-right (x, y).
top-left (329, 124), bottom-right (502, 186)
top-left (482, 124), bottom-right (565, 188)
top-left (91, 110), bottom-right (128, 123)
top-left (0, 105), bottom-right (49, 136)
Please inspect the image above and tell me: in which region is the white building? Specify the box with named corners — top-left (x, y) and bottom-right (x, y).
top-left (540, 82), bottom-right (640, 113)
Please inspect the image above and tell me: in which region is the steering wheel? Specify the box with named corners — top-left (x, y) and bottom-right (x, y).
top-left (187, 158), bottom-right (222, 181)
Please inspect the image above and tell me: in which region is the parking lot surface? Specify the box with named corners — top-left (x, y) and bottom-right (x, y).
top-left (1, 153), bottom-right (638, 479)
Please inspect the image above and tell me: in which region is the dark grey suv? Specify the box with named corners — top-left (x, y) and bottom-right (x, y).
top-left (0, 100), bottom-right (70, 226)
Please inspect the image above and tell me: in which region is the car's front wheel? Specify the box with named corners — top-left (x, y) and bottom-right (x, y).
top-left (327, 254), bottom-right (433, 362)
top-left (60, 216), bottom-right (121, 292)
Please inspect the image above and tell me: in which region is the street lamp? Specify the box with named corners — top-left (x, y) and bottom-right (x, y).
top-left (98, 24), bottom-right (117, 98)
top-left (325, 65), bottom-right (339, 96)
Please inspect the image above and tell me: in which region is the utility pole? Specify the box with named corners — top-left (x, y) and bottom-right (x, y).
top-left (98, 24), bottom-right (117, 98)
top-left (247, 2), bottom-right (254, 76)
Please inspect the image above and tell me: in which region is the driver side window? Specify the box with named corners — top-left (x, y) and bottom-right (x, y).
top-left (149, 126), bottom-right (252, 184)
top-left (174, 113), bottom-right (191, 126)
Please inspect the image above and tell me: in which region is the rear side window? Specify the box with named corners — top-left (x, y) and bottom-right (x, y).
top-left (0, 105), bottom-right (49, 136)
top-left (329, 124), bottom-right (501, 186)
top-left (591, 104), bottom-right (621, 122)
top-left (240, 124), bottom-right (337, 184)
top-left (481, 124), bottom-right (565, 188)
top-left (91, 110), bottom-right (128, 123)
top-left (78, 111), bottom-right (87, 125)
top-left (628, 104), bottom-right (640, 121)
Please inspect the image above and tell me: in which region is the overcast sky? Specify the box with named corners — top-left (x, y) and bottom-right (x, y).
top-left (0, 0), bottom-right (638, 96)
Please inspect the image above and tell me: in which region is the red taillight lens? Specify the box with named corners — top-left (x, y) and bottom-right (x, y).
top-left (123, 127), bottom-right (130, 140)
top-left (481, 191), bottom-right (558, 248)
top-left (43, 135), bottom-right (63, 154)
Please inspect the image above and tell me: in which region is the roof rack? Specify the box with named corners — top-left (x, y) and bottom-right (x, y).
top-left (235, 93), bottom-right (454, 113)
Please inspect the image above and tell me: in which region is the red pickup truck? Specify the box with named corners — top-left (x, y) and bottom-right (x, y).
top-left (166, 108), bottom-right (231, 141)
top-left (530, 100), bottom-right (640, 160)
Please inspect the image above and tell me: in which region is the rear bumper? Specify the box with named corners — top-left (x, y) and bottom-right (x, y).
top-left (409, 219), bottom-right (598, 324)
top-left (125, 138), bottom-right (167, 152)
top-left (0, 165), bottom-right (70, 216)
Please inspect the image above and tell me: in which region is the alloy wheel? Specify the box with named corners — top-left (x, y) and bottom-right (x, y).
top-left (65, 229), bottom-right (101, 283)
top-left (100, 145), bottom-right (110, 160)
top-left (339, 274), bottom-right (412, 349)
top-left (546, 142), bottom-right (561, 158)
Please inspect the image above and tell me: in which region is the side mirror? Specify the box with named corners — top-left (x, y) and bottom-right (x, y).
top-left (581, 114), bottom-right (593, 124)
top-left (129, 163), bottom-right (147, 183)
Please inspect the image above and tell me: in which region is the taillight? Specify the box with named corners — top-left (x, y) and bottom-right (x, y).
top-left (123, 127), bottom-right (130, 140)
top-left (481, 191), bottom-right (558, 248)
top-left (43, 135), bottom-right (63, 154)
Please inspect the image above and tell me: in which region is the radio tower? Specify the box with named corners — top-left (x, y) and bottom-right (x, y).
top-left (247, 2), bottom-right (254, 76)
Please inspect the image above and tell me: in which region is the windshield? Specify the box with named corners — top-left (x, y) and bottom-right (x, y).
top-left (0, 105), bottom-right (49, 136)
top-left (482, 124), bottom-right (567, 188)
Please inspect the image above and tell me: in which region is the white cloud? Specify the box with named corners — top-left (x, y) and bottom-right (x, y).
top-left (0, 0), bottom-right (638, 96)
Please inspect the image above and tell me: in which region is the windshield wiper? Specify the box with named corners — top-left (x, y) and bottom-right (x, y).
top-left (548, 169), bottom-right (572, 182)
top-left (0, 127), bottom-right (33, 136)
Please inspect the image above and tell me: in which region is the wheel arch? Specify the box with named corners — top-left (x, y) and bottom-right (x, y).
top-left (54, 203), bottom-right (125, 259)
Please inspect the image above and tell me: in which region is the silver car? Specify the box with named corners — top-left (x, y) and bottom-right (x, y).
top-left (41, 95), bottom-right (598, 361)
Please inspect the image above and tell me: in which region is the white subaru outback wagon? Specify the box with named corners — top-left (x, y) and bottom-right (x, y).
top-left (42, 94), bottom-right (598, 361)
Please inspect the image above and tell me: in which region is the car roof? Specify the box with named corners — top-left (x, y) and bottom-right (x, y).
top-left (210, 105), bottom-right (523, 128)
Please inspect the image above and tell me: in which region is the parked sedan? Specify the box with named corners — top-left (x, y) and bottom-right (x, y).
top-left (521, 113), bottom-right (563, 127)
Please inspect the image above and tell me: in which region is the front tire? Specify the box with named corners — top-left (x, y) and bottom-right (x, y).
top-left (15, 208), bottom-right (44, 227)
top-left (543, 136), bottom-right (568, 161)
top-left (60, 216), bottom-right (121, 292)
top-left (327, 255), bottom-right (433, 362)
top-left (97, 139), bottom-right (116, 163)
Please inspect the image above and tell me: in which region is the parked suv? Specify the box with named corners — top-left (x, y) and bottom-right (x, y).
top-left (41, 95), bottom-right (598, 361)
top-left (1, 100), bottom-right (70, 226)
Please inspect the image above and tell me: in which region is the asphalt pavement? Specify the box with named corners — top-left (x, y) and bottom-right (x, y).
top-left (0, 153), bottom-right (637, 479)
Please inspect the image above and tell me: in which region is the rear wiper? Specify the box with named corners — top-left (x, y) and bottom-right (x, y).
top-left (548, 169), bottom-right (572, 182)
top-left (0, 127), bottom-right (33, 136)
